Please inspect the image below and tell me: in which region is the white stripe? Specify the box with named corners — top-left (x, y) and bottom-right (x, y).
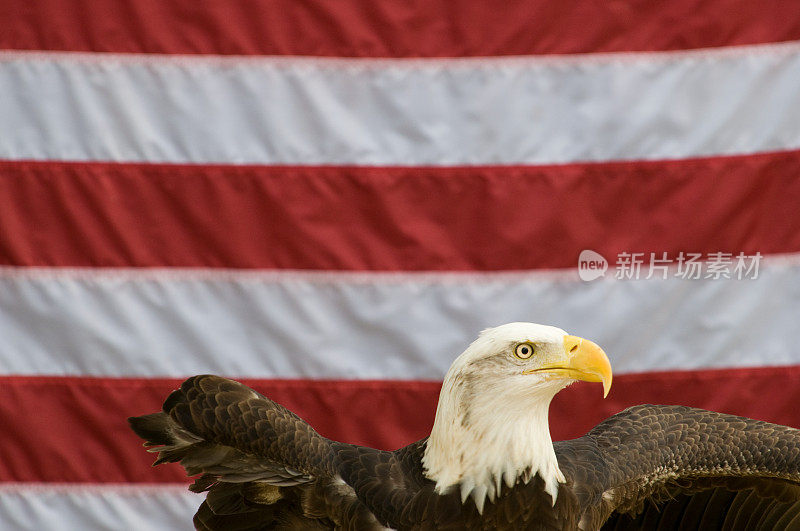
top-left (2, 258), bottom-right (799, 379)
top-left (2, 43), bottom-right (800, 165)
top-left (0, 484), bottom-right (196, 531)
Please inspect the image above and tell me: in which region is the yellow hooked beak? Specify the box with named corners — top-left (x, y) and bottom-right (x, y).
top-left (523, 335), bottom-right (613, 397)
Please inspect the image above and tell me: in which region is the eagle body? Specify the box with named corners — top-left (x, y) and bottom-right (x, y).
top-left (130, 323), bottom-right (800, 529)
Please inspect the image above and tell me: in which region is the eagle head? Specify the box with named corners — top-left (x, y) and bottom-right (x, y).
top-left (421, 322), bottom-right (612, 513)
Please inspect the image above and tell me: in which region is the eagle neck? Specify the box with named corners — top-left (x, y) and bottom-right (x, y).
top-left (421, 375), bottom-right (566, 512)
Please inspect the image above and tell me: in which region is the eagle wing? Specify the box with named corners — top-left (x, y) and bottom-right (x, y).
top-left (556, 404), bottom-right (800, 530)
top-left (129, 375), bottom-right (387, 530)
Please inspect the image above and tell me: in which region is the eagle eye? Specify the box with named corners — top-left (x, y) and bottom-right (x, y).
top-left (514, 342), bottom-right (535, 359)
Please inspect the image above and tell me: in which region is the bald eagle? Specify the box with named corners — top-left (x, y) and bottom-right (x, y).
top-left (130, 323), bottom-right (800, 529)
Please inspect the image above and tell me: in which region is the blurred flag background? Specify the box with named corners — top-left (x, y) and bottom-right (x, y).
top-left (2, 1), bottom-right (800, 528)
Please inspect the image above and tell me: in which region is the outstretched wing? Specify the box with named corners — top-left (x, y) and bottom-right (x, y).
top-left (556, 404), bottom-right (800, 530)
top-left (129, 375), bottom-right (385, 530)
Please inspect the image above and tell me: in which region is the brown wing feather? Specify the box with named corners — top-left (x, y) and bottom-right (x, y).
top-left (555, 404), bottom-right (800, 529)
top-left (129, 375), bottom-right (386, 530)
top-left (129, 375), bottom-right (327, 486)
top-left (163, 375), bottom-right (335, 480)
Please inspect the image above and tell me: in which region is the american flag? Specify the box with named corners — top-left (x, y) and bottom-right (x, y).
top-left (2, 1), bottom-right (800, 528)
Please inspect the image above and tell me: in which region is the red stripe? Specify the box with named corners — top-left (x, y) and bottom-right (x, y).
top-left (1, 153), bottom-right (800, 271)
top-left (2, 0), bottom-right (800, 57)
top-left (1, 368), bottom-right (800, 483)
